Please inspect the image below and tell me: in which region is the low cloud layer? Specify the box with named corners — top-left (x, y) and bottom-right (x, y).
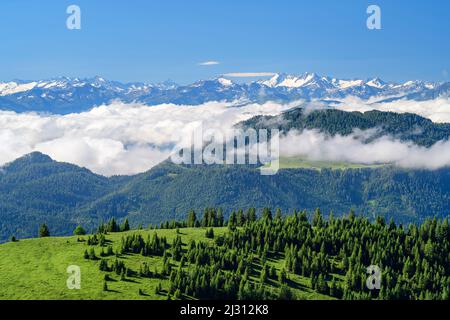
top-left (279, 129), bottom-right (450, 170)
top-left (1, 97), bottom-right (450, 176)
top-left (0, 101), bottom-right (293, 176)
top-left (331, 97), bottom-right (450, 123)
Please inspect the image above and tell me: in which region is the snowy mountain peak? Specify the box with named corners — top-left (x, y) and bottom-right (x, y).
top-left (366, 77), bottom-right (387, 89)
top-left (261, 72), bottom-right (321, 88)
top-left (0, 81), bottom-right (38, 96)
top-left (217, 77), bottom-right (234, 87)
top-left (0, 74), bottom-right (447, 115)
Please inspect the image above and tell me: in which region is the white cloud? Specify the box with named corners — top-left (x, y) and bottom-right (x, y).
top-left (0, 101), bottom-right (294, 176)
top-left (2, 97), bottom-right (450, 176)
top-left (198, 61), bottom-right (220, 66)
top-left (279, 129), bottom-right (450, 170)
top-left (330, 96), bottom-right (450, 123)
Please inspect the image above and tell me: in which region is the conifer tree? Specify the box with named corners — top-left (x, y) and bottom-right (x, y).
top-left (121, 219), bottom-right (130, 232)
top-left (39, 224), bottom-right (50, 238)
top-left (73, 225), bottom-right (86, 236)
top-left (187, 210), bottom-right (197, 228)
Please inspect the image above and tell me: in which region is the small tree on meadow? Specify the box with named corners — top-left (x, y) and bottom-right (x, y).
top-left (73, 225), bottom-right (87, 236)
top-left (39, 224), bottom-right (50, 238)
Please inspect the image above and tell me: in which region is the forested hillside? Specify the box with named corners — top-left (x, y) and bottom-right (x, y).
top-left (1, 209), bottom-right (448, 300)
top-left (0, 153), bottom-right (130, 240)
top-left (1, 156), bottom-right (449, 241)
top-left (82, 162), bottom-right (450, 228)
top-left (240, 108), bottom-right (450, 147)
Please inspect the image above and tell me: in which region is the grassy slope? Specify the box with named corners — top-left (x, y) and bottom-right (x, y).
top-left (275, 157), bottom-right (387, 170)
top-left (0, 228), bottom-right (331, 300)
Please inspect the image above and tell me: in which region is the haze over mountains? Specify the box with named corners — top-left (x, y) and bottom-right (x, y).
top-left (1, 73), bottom-right (448, 114)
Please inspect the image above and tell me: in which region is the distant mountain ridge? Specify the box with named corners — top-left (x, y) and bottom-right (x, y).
top-left (0, 73), bottom-right (448, 114)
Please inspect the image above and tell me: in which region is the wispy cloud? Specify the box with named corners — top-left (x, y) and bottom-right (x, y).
top-left (224, 72), bottom-right (277, 77)
top-left (198, 61), bottom-right (220, 66)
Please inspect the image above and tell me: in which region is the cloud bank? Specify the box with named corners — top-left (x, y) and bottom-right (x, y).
top-left (1, 97), bottom-right (450, 176)
top-left (0, 101), bottom-right (293, 176)
top-left (279, 129), bottom-right (450, 170)
top-left (331, 97), bottom-right (450, 123)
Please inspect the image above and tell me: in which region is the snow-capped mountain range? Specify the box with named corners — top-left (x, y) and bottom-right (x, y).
top-left (0, 73), bottom-right (448, 114)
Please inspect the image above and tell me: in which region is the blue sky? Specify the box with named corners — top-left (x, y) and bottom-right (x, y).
top-left (1, 0), bottom-right (449, 84)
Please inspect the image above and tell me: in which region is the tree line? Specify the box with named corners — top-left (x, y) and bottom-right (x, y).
top-left (80, 208), bottom-right (449, 300)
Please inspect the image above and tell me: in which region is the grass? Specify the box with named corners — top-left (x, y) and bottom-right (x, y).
top-left (274, 157), bottom-right (387, 170)
top-left (0, 227), bottom-right (332, 300)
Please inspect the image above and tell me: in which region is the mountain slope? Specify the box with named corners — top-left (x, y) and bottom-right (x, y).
top-left (81, 161), bottom-right (450, 226)
top-left (1, 153), bottom-right (450, 242)
top-left (0, 153), bottom-right (129, 240)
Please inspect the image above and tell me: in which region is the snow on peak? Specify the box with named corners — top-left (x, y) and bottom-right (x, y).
top-left (217, 77), bottom-right (233, 87)
top-left (261, 72), bottom-right (321, 88)
top-left (337, 79), bottom-right (365, 89)
top-left (366, 78), bottom-right (386, 89)
top-left (0, 81), bottom-right (38, 96)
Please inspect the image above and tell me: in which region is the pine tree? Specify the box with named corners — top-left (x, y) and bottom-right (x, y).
top-left (275, 208), bottom-right (282, 220)
top-left (187, 210), bottom-right (197, 228)
top-left (278, 285), bottom-right (295, 300)
top-left (108, 218), bottom-right (119, 232)
top-left (229, 211), bottom-right (237, 228)
top-left (89, 248), bottom-right (97, 260)
top-left (99, 259), bottom-right (109, 271)
top-left (317, 274), bottom-right (329, 294)
top-left (121, 219), bottom-right (130, 232)
top-left (279, 268), bottom-right (287, 284)
top-left (155, 282), bottom-right (162, 295)
top-left (39, 224), bottom-right (50, 238)
top-left (262, 208), bottom-right (272, 221)
top-left (73, 225), bottom-right (86, 236)
top-left (205, 228), bottom-right (214, 239)
top-left (217, 209), bottom-right (225, 227)
top-left (312, 208), bottom-right (323, 227)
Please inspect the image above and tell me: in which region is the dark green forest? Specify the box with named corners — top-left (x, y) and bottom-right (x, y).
top-left (91, 208), bottom-right (450, 300)
top-left (241, 107), bottom-right (450, 147)
top-left (1, 153), bottom-right (450, 241)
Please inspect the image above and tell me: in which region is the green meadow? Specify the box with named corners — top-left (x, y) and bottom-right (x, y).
top-left (275, 157), bottom-right (387, 170)
top-left (0, 227), bottom-right (330, 300)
